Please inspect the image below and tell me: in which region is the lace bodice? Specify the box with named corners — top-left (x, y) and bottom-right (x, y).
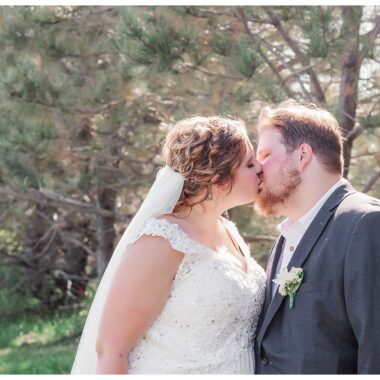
top-left (127, 217), bottom-right (266, 374)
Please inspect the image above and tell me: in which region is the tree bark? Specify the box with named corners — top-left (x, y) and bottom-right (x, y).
top-left (95, 185), bottom-right (116, 279)
top-left (63, 217), bottom-right (90, 301)
top-left (335, 6), bottom-right (363, 178)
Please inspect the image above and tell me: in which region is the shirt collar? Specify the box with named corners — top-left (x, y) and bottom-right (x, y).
top-left (276, 178), bottom-right (347, 238)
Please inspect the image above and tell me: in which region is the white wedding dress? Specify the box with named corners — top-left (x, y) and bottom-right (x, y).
top-left (126, 216), bottom-right (266, 374)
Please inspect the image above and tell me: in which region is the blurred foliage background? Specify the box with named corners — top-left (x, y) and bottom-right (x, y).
top-left (0, 5), bottom-right (379, 373)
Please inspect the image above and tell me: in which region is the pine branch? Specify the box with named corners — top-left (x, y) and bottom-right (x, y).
top-left (32, 224), bottom-right (60, 260)
top-left (345, 124), bottom-right (364, 143)
top-left (0, 187), bottom-right (121, 219)
top-left (360, 93), bottom-right (380, 104)
top-left (62, 236), bottom-right (97, 258)
top-left (32, 6), bottom-right (117, 28)
top-left (256, 38), bottom-right (312, 101)
top-left (177, 7), bottom-right (235, 19)
top-left (254, 39), bottom-right (314, 100)
top-left (362, 171), bottom-right (380, 194)
top-left (351, 151), bottom-right (380, 159)
top-left (182, 61), bottom-right (243, 80)
top-left (0, 204), bottom-right (15, 224)
top-left (276, 57), bottom-right (301, 71)
top-left (36, 188), bottom-right (116, 217)
top-left (236, 7), bottom-right (294, 99)
top-left (265, 9), bottom-right (326, 104)
top-left (81, 6), bottom-right (117, 17)
top-left (0, 249), bottom-right (37, 270)
top-left (281, 62), bottom-right (320, 84)
top-left (53, 268), bottom-right (93, 282)
top-left (237, 8), bottom-right (317, 101)
top-left (360, 14), bottom-right (380, 57)
top-left (5, 86), bottom-right (123, 116)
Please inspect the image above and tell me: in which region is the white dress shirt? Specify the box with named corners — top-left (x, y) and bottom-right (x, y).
top-left (272, 178), bottom-right (347, 297)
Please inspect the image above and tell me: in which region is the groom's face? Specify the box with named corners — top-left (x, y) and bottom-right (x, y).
top-left (255, 127), bottom-right (301, 216)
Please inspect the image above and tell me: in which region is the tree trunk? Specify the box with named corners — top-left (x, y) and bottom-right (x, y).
top-left (63, 233), bottom-right (88, 302)
top-left (95, 185), bottom-right (116, 279)
top-left (23, 205), bottom-right (47, 297)
top-left (335, 6), bottom-right (363, 178)
top-left (22, 204), bottom-right (69, 306)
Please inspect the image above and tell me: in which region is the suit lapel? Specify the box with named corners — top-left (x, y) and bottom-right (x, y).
top-left (257, 183), bottom-right (355, 346)
top-left (263, 236), bottom-right (284, 314)
top-left (287, 184), bottom-right (355, 271)
top-left (255, 237), bottom-right (284, 343)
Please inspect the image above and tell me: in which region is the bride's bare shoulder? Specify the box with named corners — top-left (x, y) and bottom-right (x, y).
top-left (122, 232), bottom-right (183, 276)
top-left (155, 214), bottom-right (185, 226)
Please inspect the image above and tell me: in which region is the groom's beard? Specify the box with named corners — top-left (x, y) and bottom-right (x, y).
top-left (255, 168), bottom-right (301, 216)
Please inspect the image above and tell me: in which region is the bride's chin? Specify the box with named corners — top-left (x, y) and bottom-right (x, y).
top-left (250, 190), bottom-right (260, 202)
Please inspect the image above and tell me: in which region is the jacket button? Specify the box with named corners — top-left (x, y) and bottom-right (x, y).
top-left (261, 357), bottom-right (268, 366)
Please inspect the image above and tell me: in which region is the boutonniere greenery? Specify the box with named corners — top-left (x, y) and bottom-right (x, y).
top-left (273, 267), bottom-right (304, 309)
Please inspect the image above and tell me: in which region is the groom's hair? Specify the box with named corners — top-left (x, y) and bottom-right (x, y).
top-left (258, 99), bottom-right (344, 174)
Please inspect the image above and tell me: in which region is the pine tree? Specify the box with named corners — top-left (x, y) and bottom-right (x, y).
top-left (0, 6), bottom-right (379, 311)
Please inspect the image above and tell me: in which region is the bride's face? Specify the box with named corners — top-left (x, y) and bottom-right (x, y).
top-left (222, 145), bottom-right (262, 207)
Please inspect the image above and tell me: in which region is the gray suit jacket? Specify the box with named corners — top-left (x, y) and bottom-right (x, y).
top-left (255, 182), bottom-right (380, 374)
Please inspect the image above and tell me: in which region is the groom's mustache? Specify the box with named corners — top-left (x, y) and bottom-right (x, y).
top-left (257, 172), bottom-right (264, 192)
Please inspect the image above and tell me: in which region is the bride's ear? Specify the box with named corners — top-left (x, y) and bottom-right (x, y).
top-left (211, 174), bottom-right (229, 193)
top-left (211, 174), bottom-right (220, 185)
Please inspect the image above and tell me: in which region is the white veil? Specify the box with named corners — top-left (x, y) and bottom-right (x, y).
top-left (71, 166), bottom-right (184, 374)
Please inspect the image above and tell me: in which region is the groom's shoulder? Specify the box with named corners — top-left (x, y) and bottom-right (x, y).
top-left (340, 189), bottom-right (380, 210)
top-left (327, 190), bottom-right (380, 240)
top-left (336, 188), bottom-right (380, 221)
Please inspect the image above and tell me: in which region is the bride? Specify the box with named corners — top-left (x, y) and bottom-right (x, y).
top-left (71, 116), bottom-right (266, 374)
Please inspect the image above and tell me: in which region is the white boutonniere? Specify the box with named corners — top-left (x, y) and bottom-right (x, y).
top-left (273, 267), bottom-right (304, 309)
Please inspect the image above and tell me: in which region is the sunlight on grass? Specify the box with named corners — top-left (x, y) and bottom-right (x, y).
top-left (0, 340), bottom-right (78, 374)
top-left (13, 331), bottom-right (46, 346)
top-left (0, 280), bottom-right (95, 374)
top-left (0, 311), bottom-right (86, 374)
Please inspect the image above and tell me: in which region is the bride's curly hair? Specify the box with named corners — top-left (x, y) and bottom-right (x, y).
top-left (163, 116), bottom-right (251, 213)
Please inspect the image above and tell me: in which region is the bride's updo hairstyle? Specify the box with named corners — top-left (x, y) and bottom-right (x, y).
top-left (163, 116), bottom-right (250, 213)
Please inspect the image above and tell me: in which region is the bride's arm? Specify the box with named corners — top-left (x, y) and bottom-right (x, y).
top-left (95, 235), bottom-right (183, 374)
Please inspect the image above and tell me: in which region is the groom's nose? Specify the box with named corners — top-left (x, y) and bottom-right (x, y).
top-left (255, 161), bottom-right (262, 175)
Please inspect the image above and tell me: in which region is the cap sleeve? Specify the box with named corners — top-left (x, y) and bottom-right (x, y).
top-left (129, 217), bottom-right (210, 256)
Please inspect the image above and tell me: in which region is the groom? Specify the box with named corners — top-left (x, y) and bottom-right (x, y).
top-left (254, 99), bottom-right (380, 374)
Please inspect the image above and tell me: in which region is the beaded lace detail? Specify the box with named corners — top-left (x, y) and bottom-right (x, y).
top-left (127, 217), bottom-right (266, 374)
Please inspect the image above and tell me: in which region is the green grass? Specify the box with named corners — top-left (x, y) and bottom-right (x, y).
top-left (0, 310), bottom-right (87, 374)
top-left (0, 271), bottom-right (97, 374)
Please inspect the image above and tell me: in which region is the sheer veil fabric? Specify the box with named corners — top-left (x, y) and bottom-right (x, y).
top-left (71, 166), bottom-right (184, 374)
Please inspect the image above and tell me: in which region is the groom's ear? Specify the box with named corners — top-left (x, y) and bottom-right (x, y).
top-left (296, 143), bottom-right (313, 170)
